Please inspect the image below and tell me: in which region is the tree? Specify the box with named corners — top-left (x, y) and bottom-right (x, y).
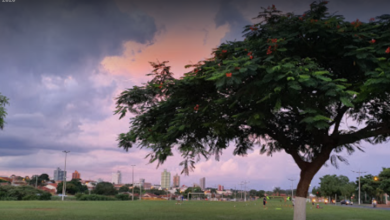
top-left (378, 167), bottom-right (390, 195)
top-left (0, 92), bottom-right (9, 130)
top-left (257, 190), bottom-right (265, 198)
top-left (57, 179), bottom-right (88, 195)
top-left (311, 186), bottom-right (322, 197)
top-left (92, 182), bottom-right (117, 196)
top-left (118, 184), bottom-right (131, 193)
top-left (115, 2), bottom-right (390, 220)
top-left (249, 189), bottom-right (257, 197)
top-left (359, 174), bottom-right (381, 202)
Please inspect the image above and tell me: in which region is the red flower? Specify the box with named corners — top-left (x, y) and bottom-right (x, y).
top-left (386, 47), bottom-right (390, 54)
top-left (194, 104), bottom-right (199, 111)
top-left (249, 55), bottom-right (253, 59)
top-left (271, 38), bottom-right (277, 43)
top-left (235, 67), bottom-right (241, 70)
top-left (247, 52), bottom-right (252, 56)
top-left (222, 50), bottom-right (227, 53)
top-left (299, 17), bottom-right (303, 21)
top-left (159, 83), bottom-right (163, 89)
top-left (371, 39), bottom-right (376, 43)
top-left (272, 4), bottom-right (275, 9)
top-left (351, 22), bottom-right (355, 25)
top-left (226, 73), bottom-right (232, 77)
top-left (370, 18), bottom-right (375, 21)
top-left (337, 25), bottom-right (340, 29)
top-left (266, 46), bottom-right (272, 55)
top-left (302, 14), bottom-right (306, 17)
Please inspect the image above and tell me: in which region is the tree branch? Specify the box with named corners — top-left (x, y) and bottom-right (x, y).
top-left (331, 105), bottom-right (349, 137)
top-left (337, 123), bottom-right (390, 146)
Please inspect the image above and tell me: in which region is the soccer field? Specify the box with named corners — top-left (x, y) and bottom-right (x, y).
top-left (0, 200), bottom-right (388, 220)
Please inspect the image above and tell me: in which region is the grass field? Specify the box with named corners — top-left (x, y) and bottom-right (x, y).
top-left (0, 199), bottom-right (389, 220)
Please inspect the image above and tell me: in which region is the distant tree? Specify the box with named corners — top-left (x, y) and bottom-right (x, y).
top-left (249, 189), bottom-right (257, 197)
top-left (359, 174), bottom-right (381, 201)
top-left (257, 190), bottom-right (265, 197)
top-left (146, 188), bottom-right (165, 196)
top-left (378, 167), bottom-right (390, 195)
top-left (319, 174), bottom-right (356, 199)
top-left (115, 2), bottom-right (390, 220)
top-left (0, 93), bottom-right (9, 130)
top-left (39, 174), bottom-right (50, 182)
top-left (118, 184), bottom-right (131, 193)
top-left (273, 187), bottom-right (281, 196)
top-left (311, 186), bottom-right (322, 197)
top-left (92, 182), bottom-right (117, 196)
top-left (57, 179), bottom-right (88, 195)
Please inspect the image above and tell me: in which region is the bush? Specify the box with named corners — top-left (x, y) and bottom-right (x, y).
top-left (0, 185), bottom-right (51, 200)
top-left (115, 194), bottom-right (130, 200)
top-left (77, 194), bottom-right (116, 201)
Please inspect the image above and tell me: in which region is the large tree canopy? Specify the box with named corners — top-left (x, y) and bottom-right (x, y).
top-left (0, 92), bottom-right (9, 130)
top-left (115, 2), bottom-right (390, 219)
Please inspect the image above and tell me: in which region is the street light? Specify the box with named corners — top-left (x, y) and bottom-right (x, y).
top-left (62, 150), bottom-right (70, 201)
top-left (131, 165), bottom-right (135, 201)
top-left (352, 169), bottom-right (366, 205)
top-left (288, 178), bottom-right (295, 198)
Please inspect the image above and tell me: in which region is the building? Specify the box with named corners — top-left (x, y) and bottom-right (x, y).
top-left (218, 185), bottom-right (224, 191)
top-left (112, 171), bottom-right (122, 184)
top-left (200, 177), bottom-right (206, 190)
top-left (173, 174), bottom-right (180, 187)
top-left (161, 169), bottom-right (171, 189)
top-left (53, 167), bottom-right (67, 181)
top-left (143, 182), bottom-right (152, 190)
top-left (72, 170), bottom-right (81, 180)
top-left (139, 178), bottom-right (145, 187)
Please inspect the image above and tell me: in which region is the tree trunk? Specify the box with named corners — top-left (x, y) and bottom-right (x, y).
top-left (292, 147), bottom-right (333, 220)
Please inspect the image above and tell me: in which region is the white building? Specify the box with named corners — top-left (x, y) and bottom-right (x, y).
top-left (111, 171), bottom-right (122, 184)
top-left (200, 177), bottom-right (206, 190)
top-left (161, 169), bottom-right (171, 189)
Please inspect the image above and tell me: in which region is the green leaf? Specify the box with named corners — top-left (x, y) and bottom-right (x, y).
top-left (377, 57), bottom-right (387, 61)
top-left (313, 115), bottom-right (332, 122)
top-left (274, 98), bottom-right (281, 111)
top-left (179, 125), bottom-right (185, 130)
top-left (340, 97), bottom-right (354, 107)
top-left (277, 48), bottom-right (287, 52)
top-left (239, 67), bottom-right (247, 73)
top-left (289, 82), bottom-right (302, 90)
top-left (316, 75), bottom-right (332, 82)
top-left (299, 75), bottom-right (311, 79)
top-left (287, 77), bottom-right (295, 81)
top-left (346, 90), bottom-right (359, 95)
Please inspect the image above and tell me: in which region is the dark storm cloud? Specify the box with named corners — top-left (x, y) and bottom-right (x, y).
top-left (214, 0), bottom-right (250, 42)
top-left (0, 0), bottom-right (158, 157)
top-left (0, 0), bottom-right (156, 76)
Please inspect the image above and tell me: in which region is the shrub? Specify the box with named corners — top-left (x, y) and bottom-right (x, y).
top-left (115, 194), bottom-right (130, 200)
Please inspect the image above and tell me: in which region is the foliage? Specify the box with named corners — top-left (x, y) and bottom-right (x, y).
top-left (118, 184), bottom-right (132, 193)
top-left (146, 188), bottom-right (167, 196)
top-left (319, 175), bottom-right (356, 198)
top-left (115, 1), bottom-right (390, 208)
top-left (29, 173), bottom-right (50, 187)
top-left (92, 182), bottom-right (118, 196)
top-left (378, 167), bottom-right (390, 195)
top-left (56, 179), bottom-right (88, 195)
top-left (0, 92), bottom-right (9, 130)
top-left (311, 186), bottom-right (322, 197)
top-left (115, 193), bottom-right (130, 200)
top-left (0, 185), bottom-right (51, 200)
top-left (358, 174), bottom-right (382, 202)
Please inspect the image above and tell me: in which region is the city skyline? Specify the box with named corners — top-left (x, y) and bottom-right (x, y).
top-left (1, 0), bottom-right (390, 191)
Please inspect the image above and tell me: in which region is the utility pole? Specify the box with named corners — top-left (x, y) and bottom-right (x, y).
top-left (35, 175), bottom-right (38, 188)
top-left (62, 150), bottom-right (70, 201)
top-left (352, 169), bottom-right (367, 205)
top-left (239, 183), bottom-right (244, 201)
top-left (288, 178), bottom-right (295, 198)
top-left (241, 181), bottom-right (249, 202)
top-left (131, 165), bottom-right (135, 201)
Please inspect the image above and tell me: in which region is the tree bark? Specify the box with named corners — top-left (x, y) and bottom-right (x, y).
top-left (291, 146), bottom-right (333, 220)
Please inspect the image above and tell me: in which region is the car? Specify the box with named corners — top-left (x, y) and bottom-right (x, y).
top-left (340, 199), bottom-right (353, 205)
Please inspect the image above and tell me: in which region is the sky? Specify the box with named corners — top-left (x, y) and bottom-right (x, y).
top-left (1, 0), bottom-right (390, 191)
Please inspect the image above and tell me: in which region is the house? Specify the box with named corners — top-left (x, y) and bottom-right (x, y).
top-left (43, 183), bottom-right (58, 193)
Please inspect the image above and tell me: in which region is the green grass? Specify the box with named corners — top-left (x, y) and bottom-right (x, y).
top-left (0, 199), bottom-right (388, 220)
